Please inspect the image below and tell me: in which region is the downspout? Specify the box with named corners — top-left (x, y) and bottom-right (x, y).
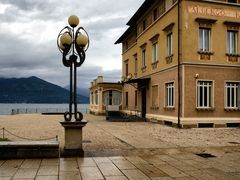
top-left (177, 0), bottom-right (181, 128)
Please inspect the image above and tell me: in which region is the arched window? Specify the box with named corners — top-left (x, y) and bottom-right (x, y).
top-left (95, 90), bottom-right (98, 105)
top-left (91, 92), bottom-right (94, 104)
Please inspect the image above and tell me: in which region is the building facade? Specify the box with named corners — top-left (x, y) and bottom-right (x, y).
top-left (89, 76), bottom-right (122, 115)
top-left (115, 0), bottom-right (240, 128)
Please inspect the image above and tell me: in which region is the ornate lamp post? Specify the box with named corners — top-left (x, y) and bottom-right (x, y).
top-left (57, 15), bottom-right (89, 122)
top-left (57, 15), bottom-right (89, 156)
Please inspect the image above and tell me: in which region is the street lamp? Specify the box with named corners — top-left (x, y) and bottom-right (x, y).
top-left (57, 15), bottom-right (89, 122)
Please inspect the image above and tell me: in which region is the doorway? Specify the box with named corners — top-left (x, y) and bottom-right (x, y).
top-left (141, 88), bottom-right (147, 118)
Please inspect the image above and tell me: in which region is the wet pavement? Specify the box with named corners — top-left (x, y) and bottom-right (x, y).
top-left (0, 114), bottom-right (240, 179)
top-left (0, 145), bottom-right (240, 179)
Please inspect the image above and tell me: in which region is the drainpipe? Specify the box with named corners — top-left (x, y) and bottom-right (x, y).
top-left (177, 0), bottom-right (181, 128)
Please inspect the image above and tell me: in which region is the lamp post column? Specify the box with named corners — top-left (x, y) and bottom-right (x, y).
top-left (57, 15), bottom-right (89, 156)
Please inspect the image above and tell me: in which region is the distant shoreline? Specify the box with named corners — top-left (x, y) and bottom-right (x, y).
top-left (0, 103), bottom-right (90, 115)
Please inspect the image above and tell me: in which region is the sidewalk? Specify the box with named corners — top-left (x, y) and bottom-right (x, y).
top-left (0, 114), bottom-right (240, 179)
top-left (1, 146), bottom-right (240, 179)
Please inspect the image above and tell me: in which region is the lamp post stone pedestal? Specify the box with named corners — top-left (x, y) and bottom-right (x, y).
top-left (60, 120), bottom-right (87, 156)
top-left (57, 15), bottom-right (89, 157)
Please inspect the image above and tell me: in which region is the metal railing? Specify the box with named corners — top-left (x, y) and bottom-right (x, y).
top-left (11, 108), bottom-right (90, 115)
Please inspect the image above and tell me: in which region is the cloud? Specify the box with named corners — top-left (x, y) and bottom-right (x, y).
top-left (0, 0), bottom-right (143, 88)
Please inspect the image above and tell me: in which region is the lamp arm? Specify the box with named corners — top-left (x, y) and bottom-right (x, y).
top-left (62, 46), bottom-right (71, 67)
top-left (75, 44), bottom-right (85, 67)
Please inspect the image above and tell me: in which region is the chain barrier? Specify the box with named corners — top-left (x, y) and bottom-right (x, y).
top-left (1, 128), bottom-right (58, 141)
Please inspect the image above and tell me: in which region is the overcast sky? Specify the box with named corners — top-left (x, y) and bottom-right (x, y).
top-left (0, 0), bottom-right (143, 88)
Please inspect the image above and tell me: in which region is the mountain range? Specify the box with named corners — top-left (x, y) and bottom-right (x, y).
top-left (0, 76), bottom-right (89, 103)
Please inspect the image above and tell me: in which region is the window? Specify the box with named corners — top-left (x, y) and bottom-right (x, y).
top-left (142, 49), bottom-right (146, 67)
top-left (103, 90), bottom-right (122, 106)
top-left (167, 33), bottom-right (173, 56)
top-left (125, 62), bottom-right (128, 77)
top-left (91, 92), bottom-right (94, 104)
top-left (165, 82), bottom-right (174, 107)
top-left (197, 81), bottom-right (213, 108)
top-left (152, 42), bottom-right (158, 62)
top-left (152, 85), bottom-right (159, 106)
top-left (109, 90), bottom-right (113, 105)
top-left (227, 31), bottom-right (238, 54)
top-left (225, 82), bottom-right (239, 109)
top-left (199, 28), bottom-right (210, 52)
top-left (228, 0), bottom-right (237, 3)
top-left (153, 8), bottom-right (158, 21)
top-left (135, 90), bottom-right (138, 108)
top-left (125, 41), bottom-right (128, 50)
top-left (134, 55), bottom-right (138, 74)
top-left (125, 92), bottom-right (128, 106)
top-left (95, 90), bottom-right (98, 105)
top-left (143, 20), bottom-right (146, 31)
top-left (159, 0), bottom-right (165, 16)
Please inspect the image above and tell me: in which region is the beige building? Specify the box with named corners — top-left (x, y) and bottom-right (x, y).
top-left (89, 76), bottom-right (122, 115)
top-left (115, 0), bottom-right (240, 128)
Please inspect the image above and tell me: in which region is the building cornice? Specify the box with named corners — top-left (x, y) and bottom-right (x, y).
top-left (187, 0), bottom-right (240, 7)
top-left (181, 62), bottom-right (240, 68)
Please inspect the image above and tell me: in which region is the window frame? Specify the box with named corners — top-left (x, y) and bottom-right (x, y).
top-left (196, 80), bottom-right (214, 109)
top-left (167, 32), bottom-right (173, 56)
top-left (91, 92), bottom-right (94, 104)
top-left (227, 30), bottom-right (238, 55)
top-left (95, 90), bottom-right (98, 105)
top-left (225, 81), bottom-right (240, 109)
top-left (199, 28), bottom-right (211, 52)
top-left (134, 54), bottom-right (138, 74)
top-left (135, 90), bottom-right (138, 108)
top-left (125, 61), bottom-right (129, 77)
top-left (125, 91), bottom-right (128, 107)
top-left (143, 19), bottom-right (146, 31)
top-left (153, 8), bottom-right (158, 22)
top-left (152, 85), bottom-right (159, 107)
top-left (142, 48), bottom-right (146, 67)
top-left (152, 42), bottom-right (158, 63)
top-left (165, 81), bottom-right (175, 108)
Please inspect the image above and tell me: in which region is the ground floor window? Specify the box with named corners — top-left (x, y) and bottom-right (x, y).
top-left (197, 81), bottom-right (213, 108)
top-left (125, 92), bottom-right (128, 107)
top-left (95, 90), bottom-right (98, 105)
top-left (135, 90), bottom-right (138, 108)
top-left (91, 92), bottom-right (94, 104)
top-left (225, 82), bottom-right (239, 109)
top-left (152, 85), bottom-right (159, 107)
top-left (165, 82), bottom-right (174, 107)
top-left (103, 90), bottom-right (122, 106)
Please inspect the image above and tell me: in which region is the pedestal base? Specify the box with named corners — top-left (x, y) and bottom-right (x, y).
top-left (61, 148), bottom-right (84, 157)
top-left (60, 120), bottom-right (87, 157)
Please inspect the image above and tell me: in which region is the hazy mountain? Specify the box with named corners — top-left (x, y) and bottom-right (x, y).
top-left (64, 85), bottom-right (89, 98)
top-left (0, 76), bottom-right (89, 103)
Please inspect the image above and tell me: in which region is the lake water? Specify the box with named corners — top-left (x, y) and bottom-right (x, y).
top-left (0, 103), bottom-right (90, 115)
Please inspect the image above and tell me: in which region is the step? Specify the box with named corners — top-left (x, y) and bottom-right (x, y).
top-left (0, 141), bottom-right (59, 159)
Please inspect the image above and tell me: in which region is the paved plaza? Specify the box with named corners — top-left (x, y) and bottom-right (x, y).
top-left (0, 114), bottom-right (240, 179)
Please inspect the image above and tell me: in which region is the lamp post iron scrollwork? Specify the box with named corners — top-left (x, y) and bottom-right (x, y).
top-left (57, 15), bottom-right (89, 122)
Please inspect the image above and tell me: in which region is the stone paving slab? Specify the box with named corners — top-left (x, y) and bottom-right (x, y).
top-left (0, 149), bottom-right (240, 179)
